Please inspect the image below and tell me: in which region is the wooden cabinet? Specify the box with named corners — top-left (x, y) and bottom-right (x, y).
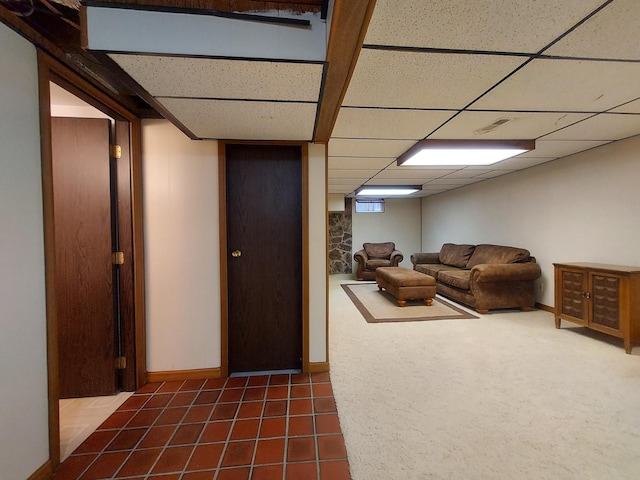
top-left (554, 263), bottom-right (640, 353)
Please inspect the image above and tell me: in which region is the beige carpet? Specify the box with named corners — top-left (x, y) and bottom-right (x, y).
top-left (329, 274), bottom-right (640, 480)
top-left (342, 283), bottom-right (477, 322)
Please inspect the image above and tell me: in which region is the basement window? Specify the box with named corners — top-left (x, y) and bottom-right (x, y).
top-left (355, 199), bottom-right (385, 213)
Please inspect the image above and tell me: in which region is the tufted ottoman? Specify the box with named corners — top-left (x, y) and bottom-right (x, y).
top-left (375, 267), bottom-right (437, 307)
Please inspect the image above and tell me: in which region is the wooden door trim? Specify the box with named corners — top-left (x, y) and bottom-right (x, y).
top-left (37, 50), bottom-right (146, 469)
top-left (218, 141), bottom-right (309, 377)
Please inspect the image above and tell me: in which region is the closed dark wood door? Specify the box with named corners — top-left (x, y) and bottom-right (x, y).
top-left (226, 144), bottom-right (303, 374)
top-left (52, 117), bottom-right (117, 398)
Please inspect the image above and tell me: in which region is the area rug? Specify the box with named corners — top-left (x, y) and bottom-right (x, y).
top-left (341, 283), bottom-right (478, 323)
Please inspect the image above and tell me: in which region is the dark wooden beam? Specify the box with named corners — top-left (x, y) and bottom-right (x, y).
top-left (0, 5), bottom-right (154, 117)
top-left (314, 0), bottom-right (376, 143)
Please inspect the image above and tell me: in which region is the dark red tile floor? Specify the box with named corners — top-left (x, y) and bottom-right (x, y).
top-left (53, 372), bottom-right (351, 480)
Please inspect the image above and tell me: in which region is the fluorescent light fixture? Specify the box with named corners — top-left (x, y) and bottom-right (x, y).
top-left (356, 185), bottom-right (421, 196)
top-left (397, 139), bottom-right (535, 166)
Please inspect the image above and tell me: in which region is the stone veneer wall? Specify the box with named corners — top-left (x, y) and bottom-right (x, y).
top-left (328, 197), bottom-right (352, 274)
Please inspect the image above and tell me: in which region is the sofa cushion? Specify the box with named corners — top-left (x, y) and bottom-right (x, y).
top-left (415, 263), bottom-right (464, 279)
top-left (466, 244), bottom-right (531, 268)
top-left (439, 243), bottom-right (476, 268)
top-left (366, 259), bottom-right (392, 269)
top-left (363, 242), bottom-right (395, 259)
top-left (438, 270), bottom-right (471, 290)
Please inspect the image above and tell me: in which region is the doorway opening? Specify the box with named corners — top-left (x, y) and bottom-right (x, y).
top-left (49, 81), bottom-right (137, 459)
top-left (40, 49), bottom-right (146, 469)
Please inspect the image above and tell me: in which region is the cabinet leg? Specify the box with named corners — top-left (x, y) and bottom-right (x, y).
top-left (555, 317), bottom-right (561, 329)
top-left (624, 339), bottom-right (632, 354)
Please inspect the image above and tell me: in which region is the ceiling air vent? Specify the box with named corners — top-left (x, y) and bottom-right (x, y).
top-left (474, 118), bottom-right (513, 135)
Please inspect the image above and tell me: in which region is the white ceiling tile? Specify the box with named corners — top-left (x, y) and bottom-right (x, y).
top-left (328, 138), bottom-right (415, 157)
top-left (472, 58), bottom-right (640, 112)
top-left (329, 186), bottom-right (357, 193)
top-left (430, 111), bottom-right (591, 140)
top-left (516, 139), bottom-right (610, 159)
top-left (426, 178), bottom-right (482, 186)
top-left (443, 168), bottom-right (495, 179)
top-left (484, 156), bottom-right (554, 170)
top-left (332, 108), bottom-right (456, 140)
top-left (342, 50), bottom-right (526, 109)
top-left (545, 0), bottom-right (640, 60)
top-left (611, 99), bottom-right (640, 114)
top-left (158, 98), bottom-right (316, 140)
top-left (365, 178), bottom-right (428, 185)
top-left (328, 157), bottom-right (394, 169)
top-left (365, 0), bottom-right (605, 53)
top-left (327, 180), bottom-right (365, 188)
top-left (542, 113), bottom-right (640, 141)
top-left (375, 168), bottom-right (450, 180)
top-left (109, 54), bottom-right (323, 101)
top-left (327, 169), bottom-right (380, 179)
top-left (471, 170), bottom-right (516, 179)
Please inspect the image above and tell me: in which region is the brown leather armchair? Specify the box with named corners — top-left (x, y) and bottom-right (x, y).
top-left (354, 242), bottom-right (404, 281)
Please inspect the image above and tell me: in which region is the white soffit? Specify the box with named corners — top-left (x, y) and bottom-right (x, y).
top-left (328, 157), bottom-right (394, 170)
top-left (108, 55), bottom-right (323, 101)
top-left (364, 0), bottom-right (605, 53)
top-left (542, 114), bottom-right (640, 141)
top-left (342, 49), bottom-right (526, 109)
top-left (85, 6), bottom-right (326, 61)
top-left (472, 58), bottom-right (640, 112)
top-left (157, 98), bottom-right (316, 140)
top-left (430, 111), bottom-right (591, 140)
top-left (332, 108), bottom-right (456, 140)
top-left (328, 139), bottom-right (415, 158)
top-left (545, 0), bottom-right (640, 60)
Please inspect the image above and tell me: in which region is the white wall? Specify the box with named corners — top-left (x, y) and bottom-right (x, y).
top-left (352, 197), bottom-right (422, 271)
top-left (308, 143), bottom-right (328, 363)
top-left (142, 120), bottom-right (328, 370)
top-left (0, 23), bottom-right (50, 479)
top-left (421, 136), bottom-right (640, 307)
top-left (142, 120), bottom-right (221, 371)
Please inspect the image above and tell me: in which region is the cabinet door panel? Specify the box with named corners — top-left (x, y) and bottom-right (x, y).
top-left (591, 274), bottom-right (620, 331)
top-left (560, 270), bottom-right (587, 322)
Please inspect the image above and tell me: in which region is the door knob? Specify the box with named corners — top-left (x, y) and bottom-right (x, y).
top-left (231, 250), bottom-right (242, 258)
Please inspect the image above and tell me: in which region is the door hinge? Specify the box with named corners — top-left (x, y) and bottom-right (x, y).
top-left (115, 356), bottom-right (127, 370)
top-left (110, 144), bottom-right (122, 159)
top-left (112, 251), bottom-right (124, 265)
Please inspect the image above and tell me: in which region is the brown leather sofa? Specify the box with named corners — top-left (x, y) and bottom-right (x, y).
top-left (354, 242), bottom-right (404, 281)
top-left (410, 243), bottom-right (541, 313)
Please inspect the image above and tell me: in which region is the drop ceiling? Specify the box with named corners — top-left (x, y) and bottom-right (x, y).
top-left (330, 0), bottom-right (640, 198)
top-left (11, 0), bottom-right (640, 199)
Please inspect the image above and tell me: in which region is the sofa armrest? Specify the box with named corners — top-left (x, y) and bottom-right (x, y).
top-left (354, 249), bottom-right (368, 263)
top-left (471, 263), bottom-right (542, 283)
top-left (410, 252), bottom-right (440, 265)
top-left (390, 250), bottom-right (404, 266)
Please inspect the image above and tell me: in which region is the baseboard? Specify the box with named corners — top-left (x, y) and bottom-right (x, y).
top-left (536, 302), bottom-right (554, 313)
top-left (28, 460), bottom-right (52, 480)
top-left (146, 368), bottom-right (221, 383)
top-left (306, 361), bottom-right (330, 373)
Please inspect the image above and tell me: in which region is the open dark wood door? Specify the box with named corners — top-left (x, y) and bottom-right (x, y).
top-left (52, 117), bottom-right (118, 398)
top-left (226, 144), bottom-right (303, 374)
